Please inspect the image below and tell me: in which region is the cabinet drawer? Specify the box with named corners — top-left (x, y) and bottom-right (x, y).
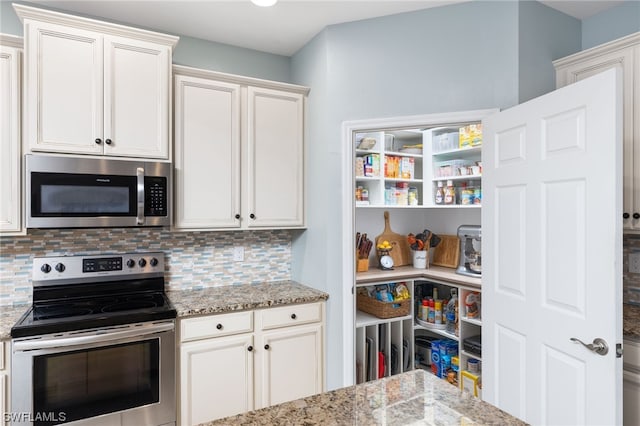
top-left (180, 311), bottom-right (253, 342)
top-left (259, 302), bottom-right (323, 331)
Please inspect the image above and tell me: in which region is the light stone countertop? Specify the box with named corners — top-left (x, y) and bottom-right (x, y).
top-left (203, 369), bottom-right (527, 426)
top-left (0, 281), bottom-right (328, 339)
top-left (167, 280), bottom-right (329, 318)
top-left (0, 305), bottom-right (29, 340)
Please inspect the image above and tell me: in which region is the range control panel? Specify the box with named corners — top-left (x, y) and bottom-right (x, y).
top-left (32, 252), bottom-right (164, 282)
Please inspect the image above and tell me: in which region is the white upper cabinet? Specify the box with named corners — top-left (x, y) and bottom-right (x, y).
top-left (174, 72), bottom-right (241, 229)
top-left (15, 4), bottom-right (178, 160)
top-left (554, 32), bottom-right (640, 232)
top-left (173, 66), bottom-right (308, 230)
top-left (0, 35), bottom-right (22, 234)
top-left (247, 86), bottom-right (304, 227)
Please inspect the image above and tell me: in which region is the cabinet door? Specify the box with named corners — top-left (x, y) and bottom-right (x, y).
top-left (556, 45), bottom-right (636, 230)
top-left (103, 35), bottom-right (170, 159)
top-left (256, 323), bottom-right (323, 408)
top-left (246, 87), bottom-right (304, 227)
top-left (24, 21), bottom-right (104, 155)
top-left (0, 44), bottom-right (21, 233)
top-left (180, 334), bottom-right (254, 425)
top-left (174, 75), bottom-right (241, 228)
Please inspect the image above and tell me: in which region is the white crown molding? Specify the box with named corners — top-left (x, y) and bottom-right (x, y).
top-left (553, 31), bottom-right (640, 67)
top-left (173, 64), bottom-right (310, 95)
top-left (0, 33), bottom-right (23, 49)
top-left (13, 3), bottom-right (179, 48)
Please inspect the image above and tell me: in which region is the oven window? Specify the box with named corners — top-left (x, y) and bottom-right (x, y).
top-left (31, 172), bottom-right (137, 217)
top-left (33, 339), bottom-right (160, 426)
top-left (41, 185), bottom-right (130, 213)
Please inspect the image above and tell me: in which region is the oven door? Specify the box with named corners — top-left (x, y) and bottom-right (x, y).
top-left (12, 321), bottom-right (175, 426)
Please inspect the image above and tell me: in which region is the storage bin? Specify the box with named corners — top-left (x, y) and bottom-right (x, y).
top-left (435, 159), bottom-right (473, 178)
top-left (356, 291), bottom-right (410, 319)
top-left (432, 132), bottom-right (459, 153)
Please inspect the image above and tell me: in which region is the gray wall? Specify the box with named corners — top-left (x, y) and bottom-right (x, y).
top-left (582, 0), bottom-right (640, 50)
top-left (0, 0), bottom-right (291, 82)
top-left (291, 0), bottom-right (524, 391)
top-left (518, 0), bottom-right (581, 102)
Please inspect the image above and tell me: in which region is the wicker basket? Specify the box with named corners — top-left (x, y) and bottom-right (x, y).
top-left (356, 291), bottom-right (411, 319)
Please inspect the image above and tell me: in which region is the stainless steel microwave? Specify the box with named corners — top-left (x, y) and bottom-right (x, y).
top-left (26, 154), bottom-right (171, 229)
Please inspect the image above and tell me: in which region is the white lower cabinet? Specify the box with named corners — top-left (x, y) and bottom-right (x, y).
top-left (1, 340), bottom-right (10, 426)
top-left (180, 334), bottom-right (254, 425)
top-left (178, 302), bottom-right (325, 425)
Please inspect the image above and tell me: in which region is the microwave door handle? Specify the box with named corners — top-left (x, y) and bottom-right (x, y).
top-left (137, 167), bottom-right (145, 225)
top-left (13, 321), bottom-right (175, 352)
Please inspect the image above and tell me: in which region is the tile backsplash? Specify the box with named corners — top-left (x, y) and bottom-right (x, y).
top-left (625, 233), bottom-right (640, 305)
top-left (0, 228), bottom-right (292, 307)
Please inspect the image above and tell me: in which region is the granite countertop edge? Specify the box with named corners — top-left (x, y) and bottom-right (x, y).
top-left (167, 280), bottom-right (329, 319)
top-left (202, 369), bottom-right (527, 426)
top-left (0, 280), bottom-right (329, 340)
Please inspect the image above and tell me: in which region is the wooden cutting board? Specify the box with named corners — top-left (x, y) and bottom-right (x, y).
top-left (431, 234), bottom-right (460, 268)
top-left (374, 211), bottom-right (411, 267)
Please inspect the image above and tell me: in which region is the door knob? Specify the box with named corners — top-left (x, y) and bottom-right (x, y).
top-left (570, 337), bottom-right (609, 355)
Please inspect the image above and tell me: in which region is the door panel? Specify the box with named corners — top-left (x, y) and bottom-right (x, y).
top-left (180, 334), bottom-right (253, 425)
top-left (174, 74), bottom-right (241, 229)
top-left (246, 87), bottom-right (304, 227)
top-left (104, 35), bottom-right (169, 159)
top-left (483, 68), bottom-right (623, 425)
top-left (257, 323), bottom-right (322, 408)
top-left (26, 21), bottom-right (103, 154)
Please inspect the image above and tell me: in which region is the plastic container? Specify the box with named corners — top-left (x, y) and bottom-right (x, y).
top-left (460, 182), bottom-right (474, 205)
top-left (421, 299), bottom-right (429, 321)
top-left (468, 358), bottom-right (480, 373)
top-left (444, 180), bottom-right (456, 205)
top-left (435, 181), bottom-right (444, 205)
top-left (408, 187), bottom-right (418, 206)
top-left (434, 300), bottom-right (443, 324)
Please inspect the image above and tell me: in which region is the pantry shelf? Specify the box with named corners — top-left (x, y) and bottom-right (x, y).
top-left (414, 321), bottom-right (459, 342)
top-left (356, 310), bottom-right (412, 327)
top-left (461, 316), bottom-right (482, 326)
top-left (432, 175), bottom-right (481, 182)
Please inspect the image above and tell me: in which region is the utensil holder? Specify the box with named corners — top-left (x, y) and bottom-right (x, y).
top-left (412, 249), bottom-right (429, 269)
top-left (356, 258), bottom-right (369, 272)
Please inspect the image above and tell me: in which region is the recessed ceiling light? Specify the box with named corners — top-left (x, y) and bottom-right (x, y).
top-left (251, 0), bottom-right (278, 7)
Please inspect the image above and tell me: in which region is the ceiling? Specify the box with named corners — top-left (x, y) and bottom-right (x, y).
top-left (23, 0), bottom-right (624, 56)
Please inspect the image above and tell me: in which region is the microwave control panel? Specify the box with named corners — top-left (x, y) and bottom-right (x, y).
top-left (144, 176), bottom-right (168, 216)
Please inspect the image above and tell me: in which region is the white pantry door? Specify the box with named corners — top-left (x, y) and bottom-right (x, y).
top-left (482, 68), bottom-right (623, 425)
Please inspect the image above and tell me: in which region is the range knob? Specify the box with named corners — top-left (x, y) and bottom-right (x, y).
top-left (150, 257), bottom-right (159, 267)
top-left (126, 259), bottom-right (136, 268)
top-left (41, 263), bottom-right (51, 273)
top-left (55, 263), bottom-right (66, 273)
top-left (138, 258), bottom-right (147, 267)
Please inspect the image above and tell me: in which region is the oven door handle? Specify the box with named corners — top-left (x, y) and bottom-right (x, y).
top-left (14, 321), bottom-right (174, 352)
top-left (137, 166), bottom-right (145, 225)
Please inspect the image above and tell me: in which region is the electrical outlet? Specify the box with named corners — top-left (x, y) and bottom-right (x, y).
top-left (630, 252), bottom-right (640, 274)
top-left (233, 246), bottom-right (244, 262)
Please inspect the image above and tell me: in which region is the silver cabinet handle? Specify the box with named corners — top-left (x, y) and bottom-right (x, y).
top-left (570, 337), bottom-right (609, 355)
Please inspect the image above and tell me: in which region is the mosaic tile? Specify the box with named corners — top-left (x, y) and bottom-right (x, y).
top-left (0, 228), bottom-right (292, 306)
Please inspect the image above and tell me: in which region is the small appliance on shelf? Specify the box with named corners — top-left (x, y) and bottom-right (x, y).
top-left (456, 225), bottom-right (481, 278)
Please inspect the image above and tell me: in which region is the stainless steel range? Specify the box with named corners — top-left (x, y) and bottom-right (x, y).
top-left (11, 253), bottom-right (177, 426)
